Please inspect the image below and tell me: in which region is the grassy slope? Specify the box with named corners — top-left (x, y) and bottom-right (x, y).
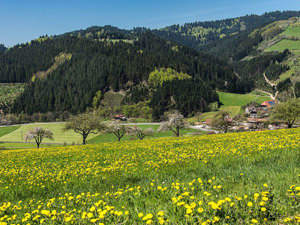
top-left (87, 125), bottom-right (202, 144)
top-left (265, 39), bottom-right (300, 52)
top-left (0, 125), bottom-right (20, 138)
top-left (282, 25), bottom-right (300, 38)
top-left (262, 24), bottom-right (300, 83)
top-left (0, 123), bottom-right (95, 145)
top-left (0, 123), bottom-right (202, 149)
top-left (0, 128), bottom-right (299, 224)
top-left (217, 91), bottom-right (270, 106)
top-left (188, 92), bottom-right (270, 123)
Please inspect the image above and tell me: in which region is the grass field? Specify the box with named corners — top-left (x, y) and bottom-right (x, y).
top-left (0, 123), bottom-right (92, 145)
top-left (282, 25), bottom-right (300, 38)
top-left (217, 91), bottom-right (271, 106)
top-left (88, 125), bottom-right (202, 144)
top-left (0, 123), bottom-right (202, 149)
top-left (0, 125), bottom-right (20, 138)
top-left (0, 128), bottom-right (299, 224)
top-left (188, 92), bottom-right (270, 123)
top-left (265, 39), bottom-right (300, 52)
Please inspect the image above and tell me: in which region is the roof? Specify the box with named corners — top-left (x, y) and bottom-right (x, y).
top-left (261, 100), bottom-right (276, 108)
top-left (247, 118), bottom-right (268, 123)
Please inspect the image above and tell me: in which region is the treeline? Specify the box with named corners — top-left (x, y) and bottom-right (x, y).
top-left (0, 44), bottom-right (6, 54)
top-left (62, 25), bottom-right (136, 41)
top-left (0, 38), bottom-right (74, 82)
top-left (6, 32), bottom-right (240, 116)
top-left (200, 30), bottom-right (263, 61)
top-left (1, 111), bottom-right (70, 125)
top-left (234, 50), bottom-right (290, 90)
top-left (153, 11), bottom-right (300, 51)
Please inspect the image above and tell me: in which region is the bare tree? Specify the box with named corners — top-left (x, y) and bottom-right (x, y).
top-left (158, 112), bottom-right (189, 137)
top-left (127, 126), bottom-right (154, 140)
top-left (106, 121), bottom-right (130, 142)
top-left (211, 111), bottom-right (231, 133)
top-left (64, 113), bottom-right (105, 145)
top-left (24, 127), bottom-right (54, 148)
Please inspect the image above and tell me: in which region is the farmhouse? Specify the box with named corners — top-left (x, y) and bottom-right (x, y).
top-left (114, 114), bottom-right (127, 121)
top-left (260, 100), bottom-right (276, 108)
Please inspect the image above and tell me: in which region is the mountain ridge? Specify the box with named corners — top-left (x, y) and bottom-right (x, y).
top-left (1, 10), bottom-right (299, 118)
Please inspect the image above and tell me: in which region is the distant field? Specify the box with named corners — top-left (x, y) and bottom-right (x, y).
top-left (282, 25), bottom-right (300, 38)
top-left (265, 39), bottom-right (300, 52)
top-left (0, 123), bottom-right (202, 149)
top-left (187, 92), bottom-right (270, 123)
top-left (0, 123), bottom-right (92, 145)
top-left (0, 125), bottom-right (20, 138)
top-left (217, 91), bottom-right (270, 106)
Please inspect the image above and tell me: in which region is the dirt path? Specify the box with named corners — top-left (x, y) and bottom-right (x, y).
top-left (256, 89), bottom-right (278, 100)
top-left (260, 73), bottom-right (279, 100)
top-left (263, 73), bottom-right (277, 87)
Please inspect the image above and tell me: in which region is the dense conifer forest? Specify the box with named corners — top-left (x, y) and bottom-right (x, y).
top-left (1, 10), bottom-right (299, 119)
top-left (2, 32), bottom-right (238, 118)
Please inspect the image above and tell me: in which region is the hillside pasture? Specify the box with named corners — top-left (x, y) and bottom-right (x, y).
top-left (265, 39), bottom-right (300, 52)
top-left (282, 25), bottom-right (300, 38)
top-left (187, 92), bottom-right (270, 123)
top-left (217, 91), bottom-right (270, 106)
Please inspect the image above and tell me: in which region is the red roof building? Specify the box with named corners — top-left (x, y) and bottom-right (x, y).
top-left (261, 100), bottom-right (276, 108)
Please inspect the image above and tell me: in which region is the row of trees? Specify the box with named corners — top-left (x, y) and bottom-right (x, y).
top-left (25, 112), bottom-right (189, 148)
top-left (25, 97), bottom-right (300, 148)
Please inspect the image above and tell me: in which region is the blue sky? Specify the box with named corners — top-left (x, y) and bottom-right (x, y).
top-left (0, 0), bottom-right (299, 47)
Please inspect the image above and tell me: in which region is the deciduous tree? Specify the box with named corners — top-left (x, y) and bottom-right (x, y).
top-left (24, 127), bottom-right (54, 148)
top-left (158, 112), bottom-right (189, 137)
top-left (127, 126), bottom-right (154, 140)
top-left (211, 111), bottom-right (231, 133)
top-left (271, 98), bottom-right (300, 128)
top-left (64, 113), bottom-right (105, 145)
top-left (106, 121), bottom-right (128, 142)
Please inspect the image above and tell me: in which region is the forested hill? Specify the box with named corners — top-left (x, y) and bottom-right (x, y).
top-left (153, 11), bottom-right (300, 51)
top-left (2, 10), bottom-right (299, 117)
top-left (5, 32), bottom-right (238, 117)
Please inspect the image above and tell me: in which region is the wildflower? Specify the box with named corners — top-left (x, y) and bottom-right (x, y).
top-left (157, 211), bottom-right (164, 217)
top-left (142, 214), bottom-right (153, 221)
top-left (197, 207), bottom-right (204, 213)
top-left (251, 219), bottom-right (258, 224)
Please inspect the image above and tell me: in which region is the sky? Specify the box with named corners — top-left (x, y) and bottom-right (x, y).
top-left (0, 0), bottom-right (299, 47)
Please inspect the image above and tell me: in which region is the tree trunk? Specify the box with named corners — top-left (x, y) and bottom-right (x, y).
top-left (82, 135), bottom-right (87, 145)
top-left (36, 142), bottom-right (40, 148)
top-left (288, 123), bottom-right (292, 128)
top-left (176, 127), bottom-right (180, 137)
top-left (224, 126), bottom-right (228, 133)
top-left (118, 136), bottom-right (121, 142)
